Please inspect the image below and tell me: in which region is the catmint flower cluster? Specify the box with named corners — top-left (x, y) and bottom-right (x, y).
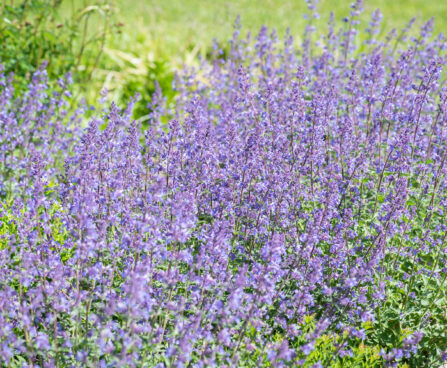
top-left (1, 4), bottom-right (447, 368)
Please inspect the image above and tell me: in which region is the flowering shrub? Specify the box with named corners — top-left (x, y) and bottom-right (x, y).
top-left (1, 1), bottom-right (447, 367)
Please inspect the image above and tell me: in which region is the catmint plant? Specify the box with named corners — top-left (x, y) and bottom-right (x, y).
top-left (1, 3), bottom-right (447, 368)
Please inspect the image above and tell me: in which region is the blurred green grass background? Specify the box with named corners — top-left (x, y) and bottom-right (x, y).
top-left (57, 0), bottom-right (447, 114)
top-left (112, 0), bottom-right (447, 62)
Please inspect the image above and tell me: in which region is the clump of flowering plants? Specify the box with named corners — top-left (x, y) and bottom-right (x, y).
top-left (1, 1), bottom-right (447, 367)
top-left (0, 62), bottom-right (83, 200)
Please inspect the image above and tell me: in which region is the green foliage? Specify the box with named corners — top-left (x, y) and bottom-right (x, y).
top-left (101, 47), bottom-right (176, 120)
top-left (0, 202), bottom-right (16, 250)
top-left (289, 316), bottom-right (382, 368)
top-left (0, 0), bottom-right (119, 92)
